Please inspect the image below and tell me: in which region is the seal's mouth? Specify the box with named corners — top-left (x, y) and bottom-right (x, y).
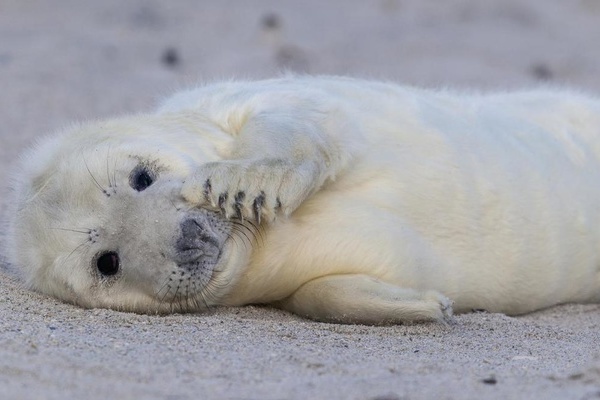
top-left (155, 208), bottom-right (231, 311)
top-left (175, 209), bottom-right (229, 276)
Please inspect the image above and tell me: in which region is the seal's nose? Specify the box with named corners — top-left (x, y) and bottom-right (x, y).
top-left (180, 218), bottom-right (204, 241)
top-left (175, 218), bottom-right (220, 266)
top-left (177, 218), bottom-right (219, 250)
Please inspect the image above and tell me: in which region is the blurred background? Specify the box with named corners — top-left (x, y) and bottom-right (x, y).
top-left (1, 0), bottom-right (600, 168)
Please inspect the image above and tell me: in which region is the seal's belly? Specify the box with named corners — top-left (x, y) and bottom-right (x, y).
top-left (236, 93), bottom-right (600, 314)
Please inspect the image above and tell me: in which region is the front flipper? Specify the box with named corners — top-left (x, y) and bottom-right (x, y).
top-left (277, 274), bottom-right (454, 325)
top-left (182, 109), bottom-right (352, 223)
top-left (181, 157), bottom-right (321, 223)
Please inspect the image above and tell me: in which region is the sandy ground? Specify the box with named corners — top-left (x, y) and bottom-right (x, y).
top-left (1, 1), bottom-right (599, 399)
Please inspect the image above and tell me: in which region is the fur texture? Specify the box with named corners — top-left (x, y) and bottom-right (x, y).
top-left (6, 76), bottom-right (600, 324)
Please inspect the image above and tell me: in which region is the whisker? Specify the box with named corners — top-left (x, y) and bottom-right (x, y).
top-left (244, 219), bottom-right (265, 247)
top-left (177, 293), bottom-right (185, 313)
top-left (230, 220), bottom-right (257, 243)
top-left (157, 279), bottom-right (172, 303)
top-left (83, 158), bottom-right (108, 196)
top-left (57, 240), bottom-right (90, 273)
top-left (182, 285), bottom-right (191, 312)
top-left (172, 285), bottom-right (181, 306)
top-left (106, 145), bottom-right (113, 189)
top-left (198, 291), bottom-right (212, 312)
top-left (225, 232), bottom-right (241, 249)
top-left (168, 198), bottom-right (180, 211)
top-left (188, 285), bottom-right (197, 312)
top-left (201, 274), bottom-right (231, 308)
top-left (112, 152), bottom-right (118, 190)
top-left (49, 227), bottom-right (91, 235)
top-left (199, 291), bottom-right (213, 311)
top-left (232, 223), bottom-right (261, 250)
top-left (230, 226), bottom-right (251, 251)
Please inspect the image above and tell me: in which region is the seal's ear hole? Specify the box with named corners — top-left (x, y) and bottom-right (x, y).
top-left (96, 251), bottom-right (120, 276)
top-left (129, 166), bottom-right (155, 192)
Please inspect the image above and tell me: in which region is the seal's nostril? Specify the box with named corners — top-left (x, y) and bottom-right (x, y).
top-left (176, 216), bottom-right (222, 267)
top-left (179, 218), bottom-right (219, 248)
top-left (180, 218), bottom-right (202, 237)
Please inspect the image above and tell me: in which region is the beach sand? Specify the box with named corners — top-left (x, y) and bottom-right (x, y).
top-left (1, 1), bottom-right (599, 398)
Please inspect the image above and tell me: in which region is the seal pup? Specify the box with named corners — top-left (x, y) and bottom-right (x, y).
top-left (6, 76), bottom-right (600, 324)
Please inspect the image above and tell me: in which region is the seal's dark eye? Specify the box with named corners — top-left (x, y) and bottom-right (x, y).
top-left (96, 251), bottom-right (120, 276)
top-left (130, 166), bottom-right (155, 192)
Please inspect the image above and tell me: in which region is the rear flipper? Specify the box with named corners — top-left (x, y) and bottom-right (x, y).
top-left (277, 274), bottom-right (454, 325)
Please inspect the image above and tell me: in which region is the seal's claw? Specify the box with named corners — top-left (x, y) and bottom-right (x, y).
top-left (218, 193), bottom-right (228, 214)
top-left (203, 179), bottom-right (212, 202)
top-left (253, 192), bottom-right (265, 224)
top-left (182, 159), bottom-right (315, 223)
top-left (234, 191), bottom-right (245, 220)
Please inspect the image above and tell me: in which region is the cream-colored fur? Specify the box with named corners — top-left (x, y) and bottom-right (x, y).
top-left (6, 76), bottom-right (600, 324)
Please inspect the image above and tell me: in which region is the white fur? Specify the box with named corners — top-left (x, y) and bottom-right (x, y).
top-left (6, 76), bottom-right (600, 324)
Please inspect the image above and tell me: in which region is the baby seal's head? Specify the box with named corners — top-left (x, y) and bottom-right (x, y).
top-left (6, 114), bottom-right (249, 313)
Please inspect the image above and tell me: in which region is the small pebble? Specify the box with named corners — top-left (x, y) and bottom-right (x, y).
top-left (161, 47), bottom-right (180, 68)
top-left (261, 13), bottom-right (281, 30)
top-left (530, 63), bottom-right (553, 81)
